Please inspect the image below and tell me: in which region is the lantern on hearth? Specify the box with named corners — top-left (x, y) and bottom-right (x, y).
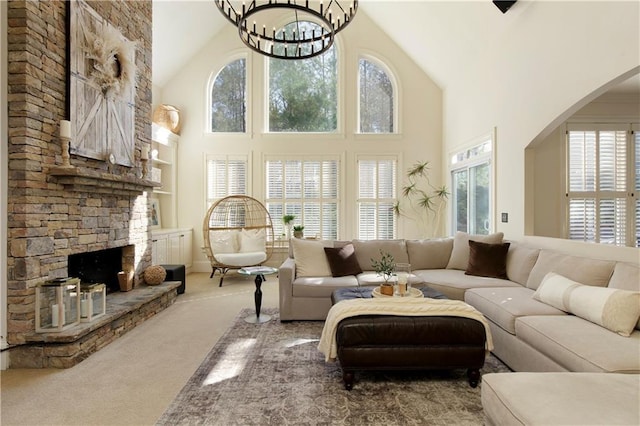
top-left (79, 283), bottom-right (106, 322)
top-left (35, 278), bottom-right (81, 332)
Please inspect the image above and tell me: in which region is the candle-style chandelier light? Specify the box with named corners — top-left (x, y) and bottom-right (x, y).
top-left (214, 0), bottom-right (358, 60)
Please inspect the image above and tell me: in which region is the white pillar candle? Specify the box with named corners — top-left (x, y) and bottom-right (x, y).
top-left (52, 304), bottom-right (59, 327)
top-left (60, 120), bottom-right (71, 139)
top-left (141, 145), bottom-right (150, 160)
top-left (81, 299), bottom-right (88, 318)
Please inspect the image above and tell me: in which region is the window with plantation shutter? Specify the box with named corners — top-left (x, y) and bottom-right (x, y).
top-left (357, 157), bottom-right (397, 239)
top-left (566, 124), bottom-right (638, 247)
top-left (205, 155), bottom-right (248, 208)
top-left (265, 157), bottom-right (339, 239)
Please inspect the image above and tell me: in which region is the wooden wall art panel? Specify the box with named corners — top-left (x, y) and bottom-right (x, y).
top-left (69, 0), bottom-right (136, 167)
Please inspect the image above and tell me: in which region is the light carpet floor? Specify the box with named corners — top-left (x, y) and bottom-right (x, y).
top-left (158, 308), bottom-right (510, 426)
top-left (1, 272), bottom-right (278, 426)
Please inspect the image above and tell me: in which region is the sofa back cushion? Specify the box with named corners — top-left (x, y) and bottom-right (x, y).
top-left (608, 262), bottom-right (640, 330)
top-left (352, 239), bottom-right (409, 271)
top-left (506, 243), bottom-right (540, 286)
top-left (526, 249), bottom-right (616, 290)
top-left (446, 231), bottom-right (504, 270)
top-left (406, 238), bottom-right (453, 270)
top-left (291, 238), bottom-right (332, 277)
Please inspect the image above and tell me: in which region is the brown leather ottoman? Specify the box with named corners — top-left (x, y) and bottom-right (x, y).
top-left (331, 286), bottom-right (487, 390)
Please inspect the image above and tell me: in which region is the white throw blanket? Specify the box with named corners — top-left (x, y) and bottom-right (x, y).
top-left (318, 297), bottom-right (494, 362)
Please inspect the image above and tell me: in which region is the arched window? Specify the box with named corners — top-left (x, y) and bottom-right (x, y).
top-left (359, 57), bottom-right (396, 133)
top-left (210, 58), bottom-right (246, 132)
top-left (268, 21), bottom-right (338, 133)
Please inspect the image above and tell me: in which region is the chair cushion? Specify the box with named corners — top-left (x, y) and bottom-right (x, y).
top-left (214, 251), bottom-right (266, 267)
top-left (239, 228), bottom-right (265, 253)
top-left (210, 230), bottom-right (239, 254)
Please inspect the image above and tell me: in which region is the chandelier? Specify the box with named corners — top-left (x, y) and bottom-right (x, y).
top-left (215, 0), bottom-right (358, 60)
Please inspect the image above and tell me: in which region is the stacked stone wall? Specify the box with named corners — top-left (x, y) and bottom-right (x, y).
top-left (6, 0), bottom-right (153, 351)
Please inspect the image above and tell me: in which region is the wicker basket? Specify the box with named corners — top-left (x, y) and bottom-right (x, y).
top-left (153, 104), bottom-right (181, 134)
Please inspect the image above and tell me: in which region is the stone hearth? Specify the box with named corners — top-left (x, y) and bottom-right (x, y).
top-left (9, 282), bottom-right (180, 368)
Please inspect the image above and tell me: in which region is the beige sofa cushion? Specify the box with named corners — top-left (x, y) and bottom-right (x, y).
top-left (525, 249), bottom-right (615, 290)
top-left (406, 238), bottom-right (453, 270)
top-left (482, 372), bottom-right (640, 426)
top-left (505, 243), bottom-right (540, 286)
top-left (416, 269), bottom-right (520, 301)
top-left (515, 315), bottom-right (640, 373)
top-left (352, 239), bottom-right (409, 271)
top-left (608, 262), bottom-right (640, 330)
top-left (465, 287), bottom-right (566, 335)
top-left (446, 231), bottom-right (504, 270)
top-left (292, 276), bottom-right (359, 297)
top-left (533, 272), bottom-right (640, 337)
top-left (609, 262), bottom-right (640, 292)
top-left (291, 238), bottom-right (332, 277)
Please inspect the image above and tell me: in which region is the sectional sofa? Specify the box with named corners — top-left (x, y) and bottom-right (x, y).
top-left (279, 232), bottom-right (640, 369)
top-left (279, 232), bottom-right (640, 423)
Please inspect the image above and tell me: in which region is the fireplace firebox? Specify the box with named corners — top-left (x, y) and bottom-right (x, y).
top-left (68, 245), bottom-right (135, 293)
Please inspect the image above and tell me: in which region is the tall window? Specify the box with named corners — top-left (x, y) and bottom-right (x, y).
top-left (206, 155), bottom-right (248, 208)
top-left (359, 58), bottom-right (395, 133)
top-left (210, 58), bottom-right (246, 132)
top-left (265, 157), bottom-right (339, 239)
top-left (357, 157), bottom-right (397, 239)
top-left (451, 136), bottom-right (493, 235)
top-left (268, 21), bottom-right (338, 132)
top-left (566, 124), bottom-right (638, 247)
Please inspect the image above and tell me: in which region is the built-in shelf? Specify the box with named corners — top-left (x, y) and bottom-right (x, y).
top-left (49, 166), bottom-right (161, 194)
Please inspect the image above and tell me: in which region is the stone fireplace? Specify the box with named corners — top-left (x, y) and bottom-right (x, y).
top-left (4, 1), bottom-right (178, 368)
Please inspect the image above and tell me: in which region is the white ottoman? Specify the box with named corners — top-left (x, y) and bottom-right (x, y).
top-left (482, 372), bottom-right (640, 425)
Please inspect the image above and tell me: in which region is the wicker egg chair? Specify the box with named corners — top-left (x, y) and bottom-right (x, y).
top-left (203, 195), bottom-right (275, 286)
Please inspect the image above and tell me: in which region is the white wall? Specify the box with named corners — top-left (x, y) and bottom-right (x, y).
top-left (442, 1), bottom-right (640, 240)
top-left (159, 12), bottom-right (443, 272)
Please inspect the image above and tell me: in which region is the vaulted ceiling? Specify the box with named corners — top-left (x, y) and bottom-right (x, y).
top-left (152, 1), bottom-right (639, 95)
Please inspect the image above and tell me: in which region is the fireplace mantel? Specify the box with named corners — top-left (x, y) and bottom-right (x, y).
top-left (50, 166), bottom-right (161, 195)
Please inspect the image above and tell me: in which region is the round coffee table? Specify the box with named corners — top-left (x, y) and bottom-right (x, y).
top-left (238, 266), bottom-right (278, 324)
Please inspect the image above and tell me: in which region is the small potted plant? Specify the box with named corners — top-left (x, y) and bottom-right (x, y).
top-left (371, 250), bottom-right (395, 296)
top-left (282, 214), bottom-right (295, 239)
top-left (293, 225), bottom-right (304, 238)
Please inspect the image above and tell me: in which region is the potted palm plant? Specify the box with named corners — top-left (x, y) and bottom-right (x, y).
top-left (371, 250), bottom-right (395, 296)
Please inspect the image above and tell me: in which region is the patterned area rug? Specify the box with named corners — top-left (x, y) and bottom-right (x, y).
top-left (158, 308), bottom-right (511, 425)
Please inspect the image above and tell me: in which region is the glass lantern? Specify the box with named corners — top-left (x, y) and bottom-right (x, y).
top-left (35, 278), bottom-right (81, 332)
top-left (80, 283), bottom-right (106, 322)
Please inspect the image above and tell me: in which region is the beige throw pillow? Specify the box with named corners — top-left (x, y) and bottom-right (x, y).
top-left (291, 238), bottom-right (332, 277)
top-left (239, 228), bottom-right (265, 253)
top-left (446, 231), bottom-right (504, 270)
top-left (534, 272), bottom-right (640, 337)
